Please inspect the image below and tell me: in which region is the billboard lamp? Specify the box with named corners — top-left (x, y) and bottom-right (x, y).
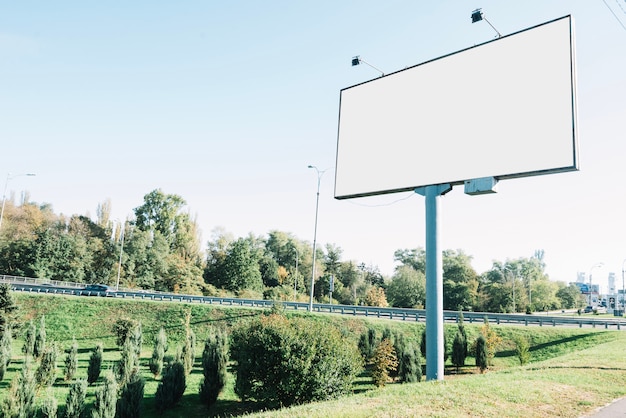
top-left (471, 8), bottom-right (501, 38)
top-left (351, 56), bottom-right (385, 77)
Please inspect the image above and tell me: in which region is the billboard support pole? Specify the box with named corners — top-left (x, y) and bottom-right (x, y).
top-left (415, 183), bottom-right (452, 381)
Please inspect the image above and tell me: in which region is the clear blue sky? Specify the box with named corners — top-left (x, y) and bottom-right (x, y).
top-left (1, 1), bottom-right (625, 292)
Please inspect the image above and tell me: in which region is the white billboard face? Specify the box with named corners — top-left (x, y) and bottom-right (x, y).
top-left (335, 16), bottom-right (578, 200)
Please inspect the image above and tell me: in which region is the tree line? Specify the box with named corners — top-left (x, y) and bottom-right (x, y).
top-left (0, 189), bottom-right (585, 313)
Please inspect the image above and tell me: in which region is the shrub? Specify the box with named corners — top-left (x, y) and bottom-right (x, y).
top-left (475, 335), bottom-right (488, 373)
top-left (92, 373), bottom-right (117, 418)
top-left (0, 322), bottom-right (12, 380)
top-left (64, 340), bottom-right (78, 381)
top-left (22, 320), bottom-right (36, 357)
top-left (115, 338), bottom-right (136, 388)
top-left (451, 330), bottom-right (467, 372)
top-left (398, 343), bottom-right (421, 383)
top-left (480, 318), bottom-right (502, 366)
top-left (1, 357), bottom-right (36, 418)
top-left (116, 370), bottom-right (144, 418)
top-left (371, 338), bottom-right (398, 387)
top-left (34, 315), bottom-right (46, 359)
top-left (230, 314), bottom-right (363, 408)
top-left (154, 360), bottom-right (186, 413)
top-left (0, 283), bottom-right (18, 332)
top-left (40, 391), bottom-right (58, 418)
top-left (112, 318), bottom-right (140, 348)
top-left (199, 328), bottom-right (228, 407)
top-left (149, 327), bottom-right (167, 378)
top-left (87, 343), bottom-right (103, 385)
top-left (36, 345), bottom-right (58, 388)
top-left (64, 379), bottom-right (87, 418)
top-left (181, 329), bottom-right (196, 376)
top-left (515, 336), bottom-right (531, 365)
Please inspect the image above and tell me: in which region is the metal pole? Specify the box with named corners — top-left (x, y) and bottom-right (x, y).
top-left (293, 246), bottom-right (299, 301)
top-left (116, 221), bottom-right (125, 291)
top-left (308, 166), bottom-right (327, 312)
top-left (622, 259), bottom-right (626, 311)
top-left (415, 183), bottom-right (451, 381)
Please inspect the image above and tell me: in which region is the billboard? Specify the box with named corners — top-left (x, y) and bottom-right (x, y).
top-left (335, 15), bottom-right (578, 199)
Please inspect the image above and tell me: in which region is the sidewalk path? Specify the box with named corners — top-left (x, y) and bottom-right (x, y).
top-left (585, 397), bottom-right (626, 417)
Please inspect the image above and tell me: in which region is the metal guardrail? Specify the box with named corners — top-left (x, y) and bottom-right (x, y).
top-left (2, 275), bottom-right (625, 330)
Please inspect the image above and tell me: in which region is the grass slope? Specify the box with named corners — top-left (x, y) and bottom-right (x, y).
top-left (1, 293), bottom-right (625, 417)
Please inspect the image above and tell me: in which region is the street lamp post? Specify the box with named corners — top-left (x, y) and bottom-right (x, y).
top-left (293, 245), bottom-right (299, 301)
top-left (621, 259), bottom-right (626, 311)
top-left (589, 263), bottom-right (604, 307)
top-left (308, 165), bottom-right (328, 312)
top-left (115, 220), bottom-right (126, 291)
top-left (0, 172), bottom-right (36, 232)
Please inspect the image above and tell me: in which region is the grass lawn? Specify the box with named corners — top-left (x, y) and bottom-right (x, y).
top-left (1, 293), bottom-right (625, 417)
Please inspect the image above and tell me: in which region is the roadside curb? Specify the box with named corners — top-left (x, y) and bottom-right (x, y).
top-left (584, 396), bottom-right (626, 417)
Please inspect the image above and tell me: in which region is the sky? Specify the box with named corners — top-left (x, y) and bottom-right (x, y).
top-left (1, 1), bottom-right (625, 294)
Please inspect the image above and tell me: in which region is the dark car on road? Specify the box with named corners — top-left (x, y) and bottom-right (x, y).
top-left (80, 284), bottom-right (114, 296)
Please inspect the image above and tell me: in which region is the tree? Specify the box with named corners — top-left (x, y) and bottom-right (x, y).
top-left (451, 330), bottom-right (467, 372)
top-left (87, 343), bottom-right (103, 385)
top-left (36, 345), bottom-right (58, 388)
top-left (0, 283), bottom-right (18, 333)
top-left (64, 379), bottom-right (87, 418)
top-left (199, 328), bottom-right (228, 407)
top-left (556, 282), bottom-right (586, 309)
top-left (64, 339), bottom-right (78, 381)
top-left (1, 357), bottom-right (36, 418)
top-left (475, 335), bottom-right (488, 373)
top-left (370, 338), bottom-right (398, 387)
top-left (0, 323), bottom-right (12, 380)
top-left (34, 315), bottom-right (46, 359)
top-left (22, 320), bottom-right (36, 357)
top-left (442, 250), bottom-right (479, 311)
top-left (134, 189), bottom-right (186, 245)
top-left (115, 338), bottom-right (136, 389)
top-left (397, 343), bottom-right (422, 383)
top-left (149, 327), bottom-right (168, 378)
top-left (386, 266), bottom-right (425, 308)
top-left (364, 287), bottom-right (388, 307)
top-left (92, 372), bottom-right (117, 418)
top-left (154, 360), bottom-right (186, 413)
top-left (116, 370), bottom-right (144, 418)
top-left (218, 237), bottom-right (263, 293)
top-left (40, 391), bottom-right (58, 418)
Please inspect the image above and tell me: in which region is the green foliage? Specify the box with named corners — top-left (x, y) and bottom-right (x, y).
top-left (181, 327), bottom-right (196, 376)
top-left (149, 327), bottom-right (167, 378)
top-left (451, 330), bottom-right (467, 371)
top-left (480, 319), bottom-right (502, 366)
top-left (36, 345), bottom-right (58, 388)
top-left (40, 391), bottom-right (58, 418)
top-left (199, 328), bottom-right (228, 407)
top-left (92, 373), bottom-right (117, 418)
top-left (64, 339), bottom-right (78, 381)
top-left (64, 379), bottom-right (87, 418)
top-left (86, 343), bottom-right (103, 385)
top-left (116, 370), bottom-right (144, 418)
top-left (115, 338), bottom-right (136, 389)
top-left (154, 360), bottom-right (186, 413)
top-left (515, 336), bottom-right (531, 365)
top-left (0, 322), bottom-right (12, 380)
top-left (475, 335), bottom-right (488, 373)
top-left (358, 331), bottom-right (371, 360)
top-left (230, 314), bottom-right (363, 408)
top-left (386, 265), bottom-right (425, 308)
top-left (397, 343), bottom-right (422, 383)
top-left (0, 283), bottom-right (18, 332)
top-left (22, 320), bottom-right (36, 356)
top-left (370, 338), bottom-right (398, 387)
top-left (34, 313), bottom-right (46, 358)
top-left (112, 318), bottom-right (140, 348)
top-left (1, 357), bottom-right (36, 418)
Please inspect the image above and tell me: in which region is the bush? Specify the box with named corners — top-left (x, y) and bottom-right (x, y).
top-left (515, 336), bottom-right (531, 365)
top-left (64, 340), bottom-right (78, 381)
top-left (36, 345), bottom-right (58, 388)
top-left (154, 360), bottom-right (186, 413)
top-left (398, 343), bottom-right (421, 383)
top-left (1, 357), bottom-right (36, 418)
top-left (92, 373), bottom-right (117, 418)
top-left (116, 370), bottom-right (144, 418)
top-left (199, 328), bottom-right (228, 407)
top-left (40, 391), bottom-right (58, 418)
top-left (115, 338), bottom-right (136, 388)
top-left (149, 327), bottom-right (167, 378)
top-left (34, 315), bottom-right (46, 359)
top-left (475, 335), bottom-right (488, 373)
top-left (22, 320), bottom-right (36, 357)
top-left (87, 343), bottom-right (103, 385)
top-left (0, 322), bottom-right (12, 380)
top-left (64, 379), bottom-right (87, 418)
top-left (451, 330), bottom-right (467, 372)
top-left (371, 338), bottom-right (398, 387)
top-left (230, 314), bottom-right (363, 408)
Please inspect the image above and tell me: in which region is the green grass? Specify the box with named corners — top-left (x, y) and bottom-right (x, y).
top-left (2, 293), bottom-right (625, 417)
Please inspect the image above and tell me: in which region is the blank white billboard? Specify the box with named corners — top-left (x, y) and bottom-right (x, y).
top-left (335, 15), bottom-right (578, 200)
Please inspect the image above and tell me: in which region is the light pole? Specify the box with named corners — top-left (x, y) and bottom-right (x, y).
top-left (293, 245), bottom-right (299, 301)
top-left (115, 220), bottom-right (126, 291)
top-left (0, 172), bottom-right (36, 232)
top-left (589, 263), bottom-right (604, 307)
top-left (621, 259), bottom-right (626, 311)
top-left (308, 165), bottom-right (328, 312)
